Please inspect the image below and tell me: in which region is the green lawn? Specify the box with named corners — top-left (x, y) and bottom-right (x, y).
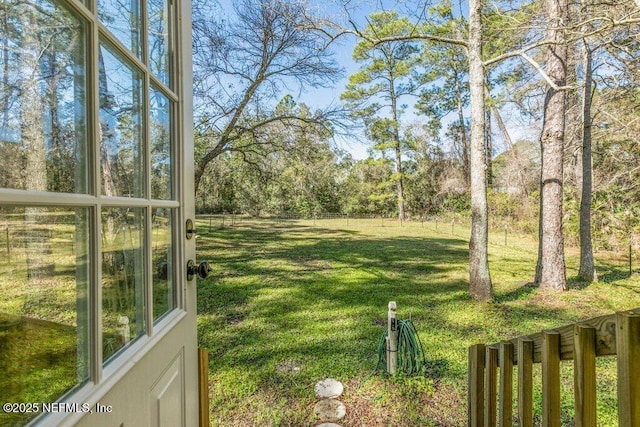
top-left (196, 216), bottom-right (640, 426)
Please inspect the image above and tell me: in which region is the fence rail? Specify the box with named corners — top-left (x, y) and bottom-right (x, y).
top-left (468, 308), bottom-right (640, 426)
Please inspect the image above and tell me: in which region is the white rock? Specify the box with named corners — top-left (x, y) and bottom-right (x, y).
top-left (316, 423), bottom-right (342, 427)
top-left (314, 399), bottom-right (346, 422)
top-left (314, 378), bottom-right (344, 399)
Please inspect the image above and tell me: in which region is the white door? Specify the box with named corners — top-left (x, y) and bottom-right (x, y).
top-left (0, 0), bottom-right (198, 425)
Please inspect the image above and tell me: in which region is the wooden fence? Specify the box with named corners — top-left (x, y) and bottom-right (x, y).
top-left (198, 348), bottom-right (210, 427)
top-left (468, 308), bottom-right (640, 426)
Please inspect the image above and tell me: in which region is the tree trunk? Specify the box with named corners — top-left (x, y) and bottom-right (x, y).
top-left (20, 9), bottom-right (54, 317)
top-left (47, 50), bottom-right (63, 191)
top-left (394, 143), bottom-right (405, 221)
top-left (390, 80), bottom-right (405, 221)
top-left (578, 41), bottom-right (597, 282)
top-left (485, 106), bottom-right (493, 186)
top-left (1, 9), bottom-right (10, 129)
top-left (456, 79), bottom-right (470, 187)
top-left (536, 0), bottom-right (568, 291)
top-left (468, 0), bottom-right (492, 301)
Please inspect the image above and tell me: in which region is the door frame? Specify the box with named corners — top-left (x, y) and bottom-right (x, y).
top-left (0, 0), bottom-right (198, 424)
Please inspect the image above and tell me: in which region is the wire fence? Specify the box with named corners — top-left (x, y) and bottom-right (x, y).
top-left (194, 212), bottom-right (640, 276)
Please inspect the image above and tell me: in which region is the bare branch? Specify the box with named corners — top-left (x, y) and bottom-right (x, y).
top-left (519, 52), bottom-right (573, 91)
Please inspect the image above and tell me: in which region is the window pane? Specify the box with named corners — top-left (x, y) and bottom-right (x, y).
top-left (0, 0), bottom-right (87, 193)
top-left (150, 85), bottom-right (173, 200)
top-left (148, 0), bottom-right (171, 87)
top-left (99, 42), bottom-right (144, 198)
top-left (102, 207), bottom-right (145, 361)
top-left (98, 0), bottom-right (142, 59)
top-left (152, 208), bottom-right (175, 321)
top-left (0, 207), bottom-right (89, 426)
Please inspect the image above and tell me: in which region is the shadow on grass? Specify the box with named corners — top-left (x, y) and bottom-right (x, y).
top-left (493, 283), bottom-right (537, 303)
top-left (195, 220), bottom-right (592, 425)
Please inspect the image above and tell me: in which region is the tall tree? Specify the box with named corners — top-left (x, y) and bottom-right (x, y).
top-left (574, 0), bottom-right (639, 282)
top-left (467, 0), bottom-right (493, 300)
top-left (416, 4), bottom-right (470, 187)
top-left (192, 0), bottom-right (342, 195)
top-left (577, 36), bottom-right (596, 282)
top-left (535, 0), bottom-right (569, 290)
top-left (340, 11), bottom-right (421, 221)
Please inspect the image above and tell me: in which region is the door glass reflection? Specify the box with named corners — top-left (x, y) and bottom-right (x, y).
top-left (101, 207), bottom-right (145, 361)
top-left (152, 208), bottom-right (175, 321)
top-left (0, 207), bottom-right (89, 426)
top-left (99, 42), bottom-right (144, 198)
top-left (98, 0), bottom-right (142, 59)
top-left (0, 0), bottom-right (87, 194)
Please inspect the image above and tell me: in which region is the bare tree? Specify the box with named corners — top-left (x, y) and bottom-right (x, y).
top-left (192, 0), bottom-right (343, 194)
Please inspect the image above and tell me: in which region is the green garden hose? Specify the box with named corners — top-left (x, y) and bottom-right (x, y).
top-left (377, 319), bottom-right (426, 375)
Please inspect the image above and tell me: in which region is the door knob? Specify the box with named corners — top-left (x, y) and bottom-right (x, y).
top-left (187, 260), bottom-right (212, 281)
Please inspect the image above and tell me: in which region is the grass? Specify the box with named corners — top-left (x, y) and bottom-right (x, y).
top-left (195, 216), bottom-right (640, 426)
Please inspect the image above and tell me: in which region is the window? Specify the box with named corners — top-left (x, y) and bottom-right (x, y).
top-left (0, 0), bottom-right (87, 193)
top-left (99, 41), bottom-right (145, 198)
top-left (0, 0), bottom-right (179, 423)
top-left (0, 207), bottom-right (89, 425)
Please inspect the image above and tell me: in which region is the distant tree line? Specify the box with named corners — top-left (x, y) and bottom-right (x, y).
top-left (195, 113), bottom-right (468, 219)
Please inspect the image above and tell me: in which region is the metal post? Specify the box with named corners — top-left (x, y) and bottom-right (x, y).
top-left (387, 301), bottom-right (398, 375)
top-left (5, 224), bottom-right (9, 262)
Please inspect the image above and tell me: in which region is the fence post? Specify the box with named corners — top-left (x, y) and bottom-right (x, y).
top-left (468, 344), bottom-right (486, 427)
top-left (499, 342), bottom-right (514, 427)
top-left (485, 346), bottom-right (498, 427)
top-left (5, 224), bottom-right (9, 262)
top-left (573, 325), bottom-right (596, 427)
top-left (542, 332), bottom-right (561, 427)
top-left (517, 339), bottom-right (533, 427)
top-left (617, 312), bottom-right (640, 426)
top-left (198, 348), bottom-right (210, 427)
